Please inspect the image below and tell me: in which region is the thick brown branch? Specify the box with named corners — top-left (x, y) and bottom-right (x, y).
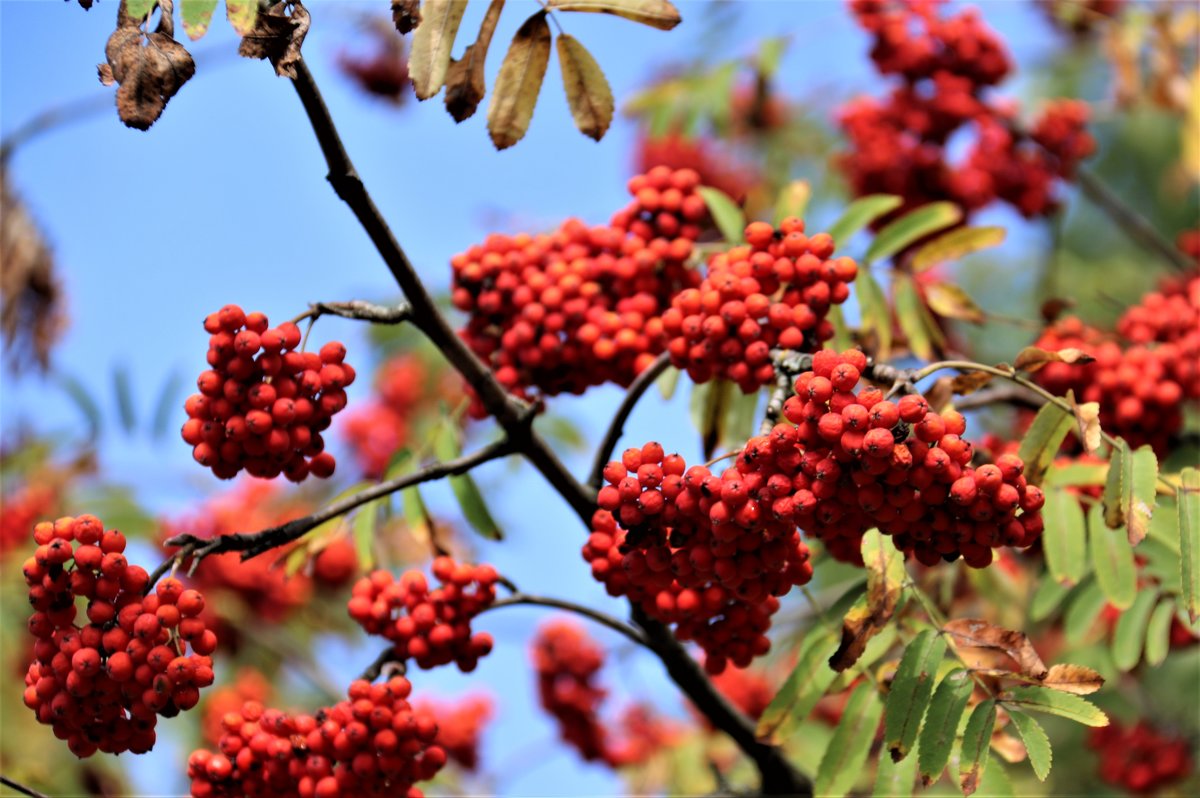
top-left (587, 352), bottom-right (673, 489)
top-left (485, 593), bottom-right (650, 649)
top-left (161, 438), bottom-right (515, 566)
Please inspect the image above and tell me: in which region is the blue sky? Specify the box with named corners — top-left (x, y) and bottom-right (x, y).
top-left (1, 1), bottom-right (1065, 794)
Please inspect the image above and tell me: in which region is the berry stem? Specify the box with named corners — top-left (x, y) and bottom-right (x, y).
top-left (485, 593), bottom-right (650, 649)
top-left (587, 352), bottom-right (672, 490)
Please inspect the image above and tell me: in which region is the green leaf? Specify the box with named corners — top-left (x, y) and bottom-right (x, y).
top-left (657, 365), bottom-right (681, 400)
top-left (56, 372), bottom-right (102, 440)
top-left (1007, 710), bottom-right (1052, 781)
top-left (1001, 686), bottom-right (1108, 727)
top-left (976, 755), bottom-right (1015, 798)
top-left (893, 273), bottom-right (936, 361)
top-left (545, 0), bottom-right (682, 30)
top-left (756, 35), bottom-right (789, 77)
top-left (865, 202), bottom-right (962, 265)
top-left (773, 180), bottom-right (811, 226)
top-left (113, 364), bottom-right (137, 435)
top-left (352, 498), bottom-right (379, 569)
top-left (151, 369), bottom-right (184, 440)
top-left (885, 630), bottom-right (948, 762)
top-left (1042, 488), bottom-right (1087, 587)
top-left (922, 281), bottom-right (985, 324)
top-left (1180, 467), bottom-right (1200, 621)
top-left (756, 628), bottom-right (839, 743)
top-left (1030, 575), bottom-right (1070, 622)
top-left (126, 0), bottom-right (157, 19)
top-left (917, 669), bottom-right (973, 784)
top-left (827, 194), bottom-right (903, 250)
top-left (875, 736), bottom-right (919, 798)
top-left (433, 427), bottom-right (503, 541)
top-left (410, 0), bottom-right (470, 100)
top-left (814, 683), bottom-right (884, 798)
top-left (911, 226), bottom-right (1006, 272)
top-left (689, 379), bottom-right (735, 460)
top-left (1143, 597), bottom-right (1176, 668)
top-left (1103, 438), bottom-right (1131, 529)
top-left (487, 11), bottom-right (552, 150)
top-left (828, 304), bottom-right (853, 352)
top-left (181, 0), bottom-right (218, 39)
top-left (557, 34), bottom-right (614, 141)
top-left (697, 186), bottom-right (745, 244)
top-left (1017, 403), bottom-right (1075, 486)
top-left (226, 0), bottom-right (258, 35)
top-left (958, 699), bottom-right (996, 796)
top-left (724, 386), bottom-right (760, 450)
top-left (1111, 588), bottom-right (1159, 671)
top-left (856, 268), bottom-right (892, 357)
top-left (1064, 577), bottom-right (1107, 645)
top-left (1044, 461), bottom-right (1109, 488)
top-left (1126, 446), bottom-right (1158, 545)
top-left (401, 484), bottom-right (434, 549)
top-left (1089, 502), bottom-right (1136, 610)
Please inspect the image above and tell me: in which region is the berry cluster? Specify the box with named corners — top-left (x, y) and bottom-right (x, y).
top-left (839, 0), bottom-right (1094, 222)
top-left (201, 667), bottom-right (274, 745)
top-left (187, 677), bottom-right (445, 798)
top-left (605, 704), bottom-right (683, 767)
top-left (1088, 720), bottom-right (1193, 794)
top-left (412, 694), bottom-right (493, 771)
top-left (347, 558), bottom-right (497, 672)
top-left (635, 134), bottom-right (759, 205)
top-left (2, 482), bottom-right (55, 558)
top-left (1032, 272), bottom-right (1198, 455)
top-left (662, 218), bottom-right (855, 391)
top-left (531, 620), bottom-right (612, 763)
top-left (450, 167), bottom-right (706, 412)
top-left (183, 304), bottom-right (354, 481)
top-left (711, 666), bottom-right (774, 723)
top-left (23, 515), bottom-right (216, 757)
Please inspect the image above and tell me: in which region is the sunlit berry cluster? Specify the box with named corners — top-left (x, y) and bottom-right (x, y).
top-left (347, 558), bottom-right (497, 672)
top-left (187, 677), bottom-right (445, 798)
top-left (1088, 720), bottom-right (1193, 795)
top-left (183, 304), bottom-right (354, 481)
top-left (450, 167), bottom-right (706, 412)
top-left (200, 667), bottom-right (274, 745)
top-left (662, 218), bottom-right (855, 391)
top-left (23, 516), bottom-right (216, 757)
top-left (635, 134), bottom-right (760, 205)
top-left (412, 694), bottom-right (493, 771)
top-left (839, 0), bottom-right (1094, 222)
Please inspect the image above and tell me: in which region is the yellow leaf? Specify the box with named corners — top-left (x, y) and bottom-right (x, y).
top-left (546, 0), bottom-right (681, 30)
top-left (924, 281), bottom-right (985, 324)
top-left (556, 34), bottom-right (613, 141)
top-left (911, 225), bottom-right (1006, 272)
top-left (409, 0), bottom-right (469, 100)
top-left (1037, 663), bottom-right (1105, 695)
top-left (487, 11), bottom-right (552, 150)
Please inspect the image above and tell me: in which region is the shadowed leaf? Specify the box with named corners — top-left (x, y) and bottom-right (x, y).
top-left (1144, 599), bottom-right (1175, 667)
top-left (410, 0), bottom-right (469, 100)
top-left (487, 11), bottom-right (551, 150)
top-left (756, 628), bottom-right (838, 743)
top-left (557, 34), bottom-right (613, 141)
top-left (1063, 579), bottom-right (1107, 645)
top-left (444, 0), bottom-right (504, 122)
top-left (912, 225), bottom-right (1006, 272)
top-left (917, 669), bottom-right (972, 784)
top-left (958, 700), bottom-right (996, 795)
top-left (924, 282), bottom-right (985, 324)
top-left (814, 683), bottom-right (883, 798)
top-left (828, 194), bottom-right (903, 249)
top-left (546, 0), bottom-right (681, 30)
top-left (1042, 488), bottom-right (1087, 587)
top-left (856, 268), bottom-right (892, 358)
top-left (1111, 588), bottom-right (1158, 671)
top-left (885, 630), bottom-right (947, 762)
top-left (1008, 711), bottom-right (1051, 782)
top-left (894, 273), bottom-right (937, 360)
top-left (865, 202), bottom-right (962, 265)
top-left (238, 0), bottom-right (310, 78)
top-left (1017, 402), bottom-right (1074, 486)
top-left (1013, 346), bottom-right (1095, 373)
top-left (697, 186), bottom-right (745, 244)
top-left (1089, 502), bottom-right (1136, 609)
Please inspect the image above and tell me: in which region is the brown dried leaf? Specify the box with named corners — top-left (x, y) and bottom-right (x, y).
top-left (238, 0), bottom-right (311, 78)
top-left (943, 618), bottom-right (1048, 679)
top-left (1070, 396), bottom-right (1103, 454)
top-left (0, 169), bottom-right (65, 374)
top-left (392, 0), bottom-right (423, 34)
top-left (557, 34), bottom-right (614, 141)
top-left (444, 0), bottom-right (505, 122)
top-left (99, 1), bottom-right (197, 131)
top-left (1040, 297), bottom-right (1075, 323)
top-left (990, 731), bottom-right (1027, 764)
top-left (830, 603), bottom-right (879, 673)
top-left (409, 0), bottom-right (468, 100)
top-left (1040, 663), bottom-right (1105, 695)
top-left (950, 371), bottom-right (993, 396)
top-left (1013, 346), bottom-right (1095, 374)
top-left (831, 531), bottom-right (904, 671)
top-left (487, 11), bottom-right (552, 150)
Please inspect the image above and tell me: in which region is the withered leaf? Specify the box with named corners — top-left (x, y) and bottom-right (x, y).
top-left (557, 34), bottom-right (614, 141)
top-left (950, 370), bottom-right (993, 396)
top-left (1038, 663), bottom-right (1105, 695)
top-left (1069, 395), bottom-right (1102, 454)
top-left (1013, 346), bottom-right (1095, 374)
top-left (226, 0), bottom-right (259, 36)
top-left (487, 11), bottom-right (552, 151)
top-left (546, 0), bottom-right (682, 30)
top-left (392, 0), bottom-right (423, 34)
top-left (943, 618), bottom-right (1048, 679)
top-left (238, 1), bottom-right (311, 79)
top-left (1040, 297), bottom-right (1074, 323)
top-left (444, 0), bottom-right (505, 122)
top-left (409, 0), bottom-right (468, 100)
top-left (100, 0), bottom-right (197, 131)
top-left (830, 531), bottom-right (905, 671)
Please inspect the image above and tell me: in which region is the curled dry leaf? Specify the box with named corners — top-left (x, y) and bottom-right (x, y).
top-left (487, 11), bottom-right (552, 150)
top-left (238, 0), bottom-right (311, 79)
top-left (950, 370), bottom-right (993, 396)
top-left (98, 0), bottom-right (197, 131)
top-left (1069, 395), bottom-right (1103, 454)
top-left (443, 0), bottom-right (505, 122)
top-left (942, 618), bottom-right (1048, 679)
top-left (392, 0), bottom-right (423, 34)
top-left (557, 34), bottom-right (614, 141)
top-left (1037, 663), bottom-right (1105, 695)
top-left (1013, 345), bottom-right (1096, 374)
top-left (830, 531), bottom-right (904, 671)
top-left (0, 168), bottom-right (65, 374)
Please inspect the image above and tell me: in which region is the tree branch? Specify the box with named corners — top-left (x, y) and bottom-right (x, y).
top-left (359, 646), bottom-right (405, 682)
top-left (295, 299), bottom-right (414, 325)
top-left (485, 593), bottom-right (650, 649)
top-left (1074, 167), bottom-right (1192, 274)
top-left (162, 437), bottom-right (516, 566)
top-left (587, 352), bottom-right (672, 489)
top-left (0, 775), bottom-right (51, 798)
top-left (951, 383), bottom-right (1044, 411)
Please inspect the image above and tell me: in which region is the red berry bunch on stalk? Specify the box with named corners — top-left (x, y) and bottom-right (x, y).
top-left (661, 218), bottom-right (856, 391)
top-left (450, 167), bottom-right (708, 414)
top-left (347, 557), bottom-right (497, 672)
top-left (1088, 720), bottom-right (1194, 795)
top-left (23, 515), bottom-right (216, 757)
top-left (839, 0), bottom-right (1095, 220)
top-left (531, 619), bottom-right (613, 764)
top-left (187, 677), bottom-right (445, 798)
top-left (635, 134), bottom-right (761, 206)
top-left (200, 668), bottom-right (274, 745)
top-left (412, 693), bottom-right (493, 771)
top-left (183, 304), bottom-right (354, 481)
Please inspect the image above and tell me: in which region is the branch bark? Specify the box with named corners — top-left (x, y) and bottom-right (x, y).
top-left (0, 775), bottom-right (51, 798)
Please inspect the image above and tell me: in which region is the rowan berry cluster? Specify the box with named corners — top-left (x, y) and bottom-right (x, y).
top-left (450, 167), bottom-right (705, 412)
top-left (1033, 271), bottom-right (1198, 455)
top-left (1, 482), bottom-right (54, 558)
top-left (187, 677), bottom-right (445, 798)
top-left (23, 515), bottom-right (216, 757)
top-left (531, 619), bottom-right (612, 763)
top-left (183, 304), bottom-right (354, 481)
top-left (347, 558), bottom-right (497, 672)
top-left (839, 0), bottom-right (1094, 221)
top-left (605, 704), bottom-right (683, 767)
top-left (201, 668), bottom-right (274, 745)
top-left (1088, 720), bottom-right (1193, 795)
top-left (711, 666), bottom-right (774, 723)
top-left (636, 134), bottom-right (759, 205)
top-left (662, 218), bottom-right (854, 391)
top-left (412, 694), bottom-right (493, 771)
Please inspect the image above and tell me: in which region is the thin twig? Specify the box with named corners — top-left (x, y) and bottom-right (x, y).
top-left (358, 647), bottom-right (405, 682)
top-left (1075, 168), bottom-right (1192, 274)
top-left (0, 775), bottom-right (51, 798)
top-left (161, 438), bottom-right (516, 567)
top-left (290, 300), bottom-right (414, 326)
top-left (587, 352), bottom-right (672, 489)
top-left (484, 593), bottom-right (650, 649)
